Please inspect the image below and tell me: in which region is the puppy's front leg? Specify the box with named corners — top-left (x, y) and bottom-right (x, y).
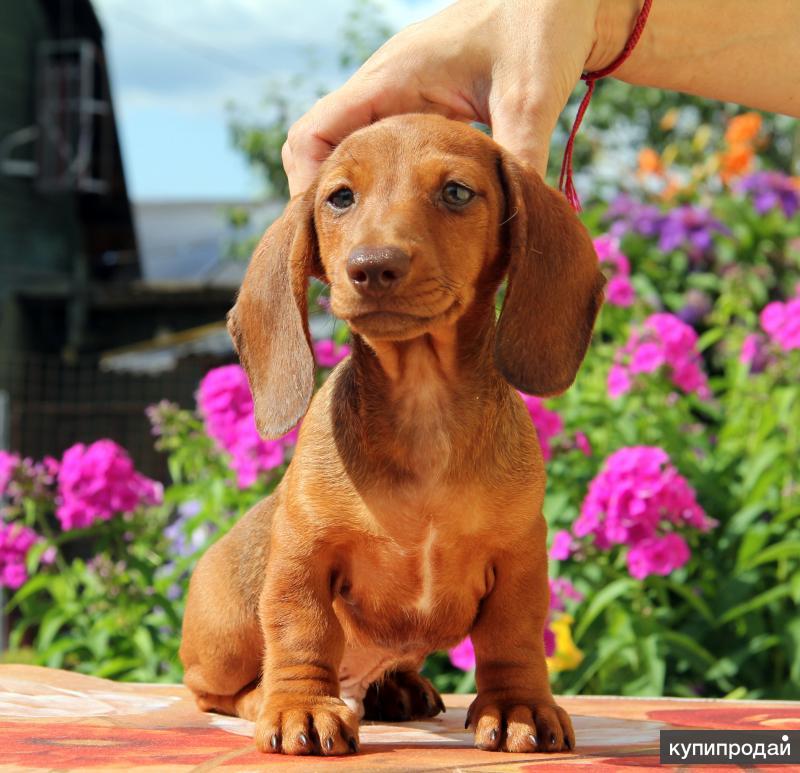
top-left (255, 547), bottom-right (359, 756)
top-left (466, 526), bottom-right (575, 754)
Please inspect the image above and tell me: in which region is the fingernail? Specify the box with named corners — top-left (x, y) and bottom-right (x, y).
top-left (298, 732), bottom-right (308, 746)
top-left (325, 737), bottom-right (333, 751)
top-left (270, 734), bottom-right (279, 751)
top-left (489, 728), bottom-right (498, 742)
top-left (348, 737), bottom-right (358, 753)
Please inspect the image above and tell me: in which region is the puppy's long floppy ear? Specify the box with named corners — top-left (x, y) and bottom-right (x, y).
top-left (495, 153), bottom-right (605, 397)
top-left (227, 193), bottom-right (318, 439)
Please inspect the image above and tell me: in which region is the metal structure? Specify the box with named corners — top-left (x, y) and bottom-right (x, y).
top-left (0, 38), bottom-right (112, 194)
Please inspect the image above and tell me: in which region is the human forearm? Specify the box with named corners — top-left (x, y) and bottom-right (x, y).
top-left (596, 0), bottom-right (800, 116)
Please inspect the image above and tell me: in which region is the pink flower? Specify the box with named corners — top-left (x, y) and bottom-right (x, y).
top-left (760, 295), bottom-right (800, 351)
top-left (448, 636), bottom-right (475, 671)
top-left (608, 313), bottom-right (710, 399)
top-left (518, 393), bottom-right (564, 461)
top-left (575, 432), bottom-right (592, 457)
top-left (626, 533), bottom-right (691, 579)
top-left (56, 440), bottom-right (163, 531)
top-left (0, 451), bottom-right (20, 496)
top-left (313, 339), bottom-right (351, 368)
top-left (0, 522), bottom-right (40, 589)
top-left (594, 235), bottom-right (635, 307)
top-left (550, 530), bottom-right (576, 560)
top-left (197, 365), bottom-right (297, 488)
top-left (606, 276), bottom-right (635, 307)
top-left (574, 446), bottom-right (713, 577)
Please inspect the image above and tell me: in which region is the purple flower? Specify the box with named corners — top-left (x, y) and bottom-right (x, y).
top-left (56, 440), bottom-right (163, 531)
top-left (605, 195), bottom-right (664, 238)
top-left (676, 290), bottom-right (712, 327)
top-left (657, 205), bottom-right (729, 256)
top-left (737, 171), bottom-right (800, 218)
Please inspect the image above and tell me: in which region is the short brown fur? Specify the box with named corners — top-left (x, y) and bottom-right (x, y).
top-left (180, 114), bottom-right (604, 756)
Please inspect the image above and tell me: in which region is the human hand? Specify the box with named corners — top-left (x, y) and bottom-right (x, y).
top-left (283, 0), bottom-right (639, 196)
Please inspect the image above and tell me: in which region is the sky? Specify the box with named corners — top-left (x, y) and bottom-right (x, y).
top-left (93, 0), bottom-right (450, 202)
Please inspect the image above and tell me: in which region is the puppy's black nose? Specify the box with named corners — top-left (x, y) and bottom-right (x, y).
top-left (346, 246), bottom-right (410, 295)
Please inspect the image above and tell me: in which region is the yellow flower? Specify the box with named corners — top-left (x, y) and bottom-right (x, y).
top-left (546, 614), bottom-right (584, 673)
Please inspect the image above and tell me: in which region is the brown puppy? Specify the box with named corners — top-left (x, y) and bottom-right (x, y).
top-left (180, 114), bottom-right (604, 756)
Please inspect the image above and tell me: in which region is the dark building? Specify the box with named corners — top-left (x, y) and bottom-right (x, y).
top-left (0, 1), bottom-right (246, 478)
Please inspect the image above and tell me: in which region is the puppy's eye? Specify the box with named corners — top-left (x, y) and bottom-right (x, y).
top-left (327, 187), bottom-right (355, 210)
top-left (442, 181), bottom-right (475, 207)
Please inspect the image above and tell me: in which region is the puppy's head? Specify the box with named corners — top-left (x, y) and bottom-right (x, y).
top-left (229, 114), bottom-right (604, 438)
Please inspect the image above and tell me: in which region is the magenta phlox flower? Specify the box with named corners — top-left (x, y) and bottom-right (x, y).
top-left (313, 339), bottom-right (351, 368)
top-left (608, 313), bottom-right (710, 399)
top-left (627, 533), bottom-right (691, 579)
top-left (572, 446), bottom-right (713, 579)
top-left (550, 529), bottom-right (576, 560)
top-left (0, 522), bottom-right (41, 589)
top-left (198, 365), bottom-right (297, 488)
top-left (56, 440), bottom-right (162, 531)
top-left (760, 294), bottom-right (800, 352)
top-left (594, 235), bottom-right (635, 307)
top-left (0, 451), bottom-right (20, 498)
top-left (518, 393), bottom-right (563, 461)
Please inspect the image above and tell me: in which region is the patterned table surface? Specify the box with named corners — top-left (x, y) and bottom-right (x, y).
top-left (1, 665), bottom-right (798, 772)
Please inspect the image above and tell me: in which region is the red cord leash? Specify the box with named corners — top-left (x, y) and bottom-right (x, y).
top-left (558, 0), bottom-right (654, 211)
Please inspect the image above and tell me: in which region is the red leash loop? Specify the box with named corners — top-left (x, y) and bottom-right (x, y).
top-left (559, 0), bottom-right (654, 211)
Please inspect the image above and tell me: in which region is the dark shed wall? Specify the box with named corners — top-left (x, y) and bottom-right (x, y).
top-left (0, 3), bottom-right (81, 288)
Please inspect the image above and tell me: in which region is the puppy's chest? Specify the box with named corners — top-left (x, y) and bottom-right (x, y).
top-left (335, 520), bottom-right (493, 650)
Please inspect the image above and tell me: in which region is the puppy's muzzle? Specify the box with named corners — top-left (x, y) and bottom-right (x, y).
top-left (347, 246), bottom-right (411, 297)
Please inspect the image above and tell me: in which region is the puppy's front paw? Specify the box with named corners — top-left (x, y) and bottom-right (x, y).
top-left (466, 694), bottom-right (575, 753)
top-left (254, 694), bottom-right (360, 756)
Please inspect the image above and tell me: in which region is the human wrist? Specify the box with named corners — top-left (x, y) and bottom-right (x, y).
top-left (585, 0), bottom-right (643, 72)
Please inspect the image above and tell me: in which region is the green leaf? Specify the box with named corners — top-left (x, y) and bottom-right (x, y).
top-left (573, 578), bottom-right (637, 643)
top-left (718, 585), bottom-right (792, 625)
top-left (740, 540), bottom-right (800, 572)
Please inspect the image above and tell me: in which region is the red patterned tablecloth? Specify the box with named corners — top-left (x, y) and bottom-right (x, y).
top-left (1, 665), bottom-right (798, 771)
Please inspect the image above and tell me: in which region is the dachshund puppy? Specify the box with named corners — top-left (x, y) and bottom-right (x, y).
top-left (180, 114), bottom-right (604, 756)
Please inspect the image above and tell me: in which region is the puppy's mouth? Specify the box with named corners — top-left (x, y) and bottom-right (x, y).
top-left (345, 301), bottom-right (460, 340)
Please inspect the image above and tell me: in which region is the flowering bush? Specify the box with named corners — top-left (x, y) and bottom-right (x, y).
top-left (2, 111), bottom-right (798, 699)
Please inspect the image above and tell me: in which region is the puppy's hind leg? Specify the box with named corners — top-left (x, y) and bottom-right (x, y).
top-left (194, 679), bottom-right (264, 721)
top-left (180, 500), bottom-right (273, 718)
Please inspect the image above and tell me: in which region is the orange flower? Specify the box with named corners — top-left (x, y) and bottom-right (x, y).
top-left (637, 147), bottom-right (664, 176)
top-left (720, 143), bottom-right (754, 183)
top-left (724, 112), bottom-right (762, 145)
